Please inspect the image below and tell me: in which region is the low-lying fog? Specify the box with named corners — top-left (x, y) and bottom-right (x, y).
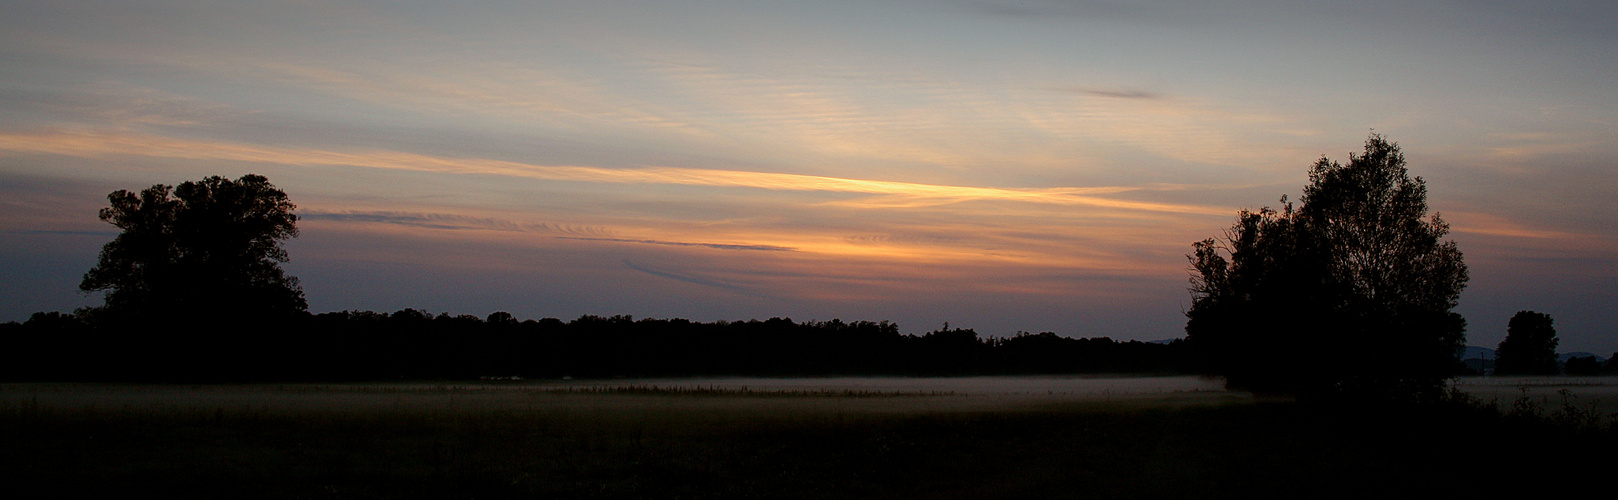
top-left (3, 376), bottom-right (1613, 416)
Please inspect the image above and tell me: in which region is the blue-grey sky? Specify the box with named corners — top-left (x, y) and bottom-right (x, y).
top-left (2, 1), bottom-right (1614, 353)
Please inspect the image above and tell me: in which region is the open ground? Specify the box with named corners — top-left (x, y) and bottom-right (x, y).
top-left (2, 376), bottom-right (1613, 499)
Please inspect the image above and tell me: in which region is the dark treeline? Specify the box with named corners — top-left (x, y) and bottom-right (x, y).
top-left (0, 310), bottom-right (1190, 382)
top-left (4, 174), bottom-right (1196, 383)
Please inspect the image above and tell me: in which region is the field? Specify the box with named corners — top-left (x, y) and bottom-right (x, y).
top-left (1453, 376), bottom-right (1618, 415)
top-left (3, 377), bottom-right (1613, 499)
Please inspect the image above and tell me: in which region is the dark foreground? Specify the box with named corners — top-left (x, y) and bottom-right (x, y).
top-left (2, 385), bottom-right (1611, 499)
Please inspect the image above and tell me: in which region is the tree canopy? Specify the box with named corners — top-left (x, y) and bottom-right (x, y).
top-left (1493, 311), bottom-right (1558, 375)
top-left (80, 174), bottom-right (306, 321)
top-left (1186, 134), bottom-right (1468, 397)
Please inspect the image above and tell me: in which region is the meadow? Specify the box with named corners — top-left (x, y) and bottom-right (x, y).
top-left (2, 377), bottom-right (1612, 499)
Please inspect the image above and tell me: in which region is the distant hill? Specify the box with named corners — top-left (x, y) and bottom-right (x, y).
top-left (1459, 346), bottom-right (1494, 375)
top-left (1459, 346), bottom-right (1607, 364)
top-left (1558, 351), bottom-right (1607, 363)
top-left (1460, 346), bottom-right (1495, 361)
top-left (1458, 346), bottom-right (1606, 375)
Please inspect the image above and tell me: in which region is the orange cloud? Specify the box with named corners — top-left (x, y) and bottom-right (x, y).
top-left (1, 128), bottom-right (1217, 291)
top-left (0, 129), bottom-right (1225, 215)
top-left (1446, 211), bottom-right (1585, 240)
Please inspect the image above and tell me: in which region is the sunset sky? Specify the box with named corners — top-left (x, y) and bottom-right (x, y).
top-left (2, 1), bottom-right (1614, 353)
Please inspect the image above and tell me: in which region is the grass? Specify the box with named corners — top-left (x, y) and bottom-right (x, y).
top-left (1, 386), bottom-right (1613, 499)
top-left (543, 384), bottom-right (959, 398)
top-left (178, 383), bottom-right (959, 398)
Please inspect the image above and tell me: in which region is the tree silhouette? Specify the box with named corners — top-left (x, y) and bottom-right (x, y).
top-left (80, 174), bottom-right (305, 321)
top-left (1186, 134), bottom-right (1468, 397)
top-left (1563, 355), bottom-right (1601, 376)
top-left (1493, 311), bottom-right (1558, 375)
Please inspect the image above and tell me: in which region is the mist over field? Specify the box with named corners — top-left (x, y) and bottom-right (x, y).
top-left (7, 376), bottom-right (1614, 417)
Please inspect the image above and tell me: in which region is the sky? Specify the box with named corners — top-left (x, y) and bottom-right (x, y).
top-left (1, 1), bottom-right (1614, 354)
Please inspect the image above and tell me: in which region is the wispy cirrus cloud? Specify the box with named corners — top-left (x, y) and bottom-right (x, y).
top-left (0, 129), bottom-right (1227, 215)
top-left (300, 210), bottom-right (613, 238)
top-left (842, 233), bottom-right (963, 245)
top-left (622, 259), bottom-right (764, 296)
top-left (1081, 89), bottom-right (1163, 100)
top-left (1046, 86), bottom-right (1165, 101)
top-left (3, 229), bottom-right (118, 237)
top-left (303, 210), bottom-right (790, 253)
top-left (563, 237), bottom-right (795, 252)
top-left (1444, 211), bottom-right (1605, 245)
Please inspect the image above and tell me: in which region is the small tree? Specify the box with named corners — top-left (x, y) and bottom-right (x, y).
top-left (80, 174), bottom-right (306, 321)
top-left (1493, 311), bottom-right (1558, 375)
top-left (1186, 134), bottom-right (1468, 397)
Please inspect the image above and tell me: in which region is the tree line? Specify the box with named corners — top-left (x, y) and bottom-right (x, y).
top-left (0, 311), bottom-right (1189, 382)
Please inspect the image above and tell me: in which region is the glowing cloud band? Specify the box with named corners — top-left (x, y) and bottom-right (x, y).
top-left (0, 129), bottom-right (1225, 216)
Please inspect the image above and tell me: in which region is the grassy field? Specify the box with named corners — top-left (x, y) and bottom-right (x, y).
top-left (2, 379), bottom-right (1612, 499)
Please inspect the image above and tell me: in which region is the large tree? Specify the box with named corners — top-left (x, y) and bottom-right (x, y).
top-left (80, 174), bottom-right (306, 321)
top-left (1186, 134), bottom-right (1468, 397)
top-left (1492, 311), bottom-right (1558, 375)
